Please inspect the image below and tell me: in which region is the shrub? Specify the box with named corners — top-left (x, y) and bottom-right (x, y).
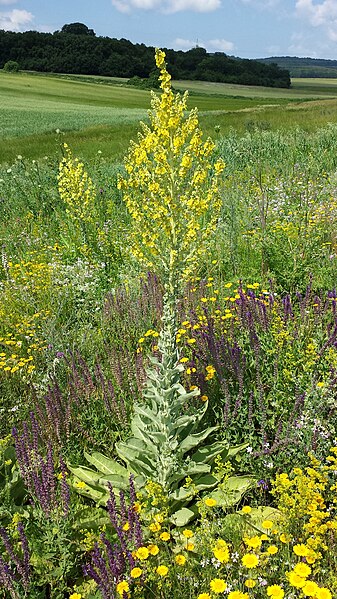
top-left (3, 61), bottom-right (19, 73)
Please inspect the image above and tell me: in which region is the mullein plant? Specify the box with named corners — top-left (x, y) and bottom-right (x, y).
top-left (113, 51), bottom-right (243, 515)
top-left (70, 50), bottom-right (248, 525)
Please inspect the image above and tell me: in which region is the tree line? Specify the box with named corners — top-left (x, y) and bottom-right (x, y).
top-left (0, 22), bottom-right (291, 88)
top-left (260, 55), bottom-right (337, 78)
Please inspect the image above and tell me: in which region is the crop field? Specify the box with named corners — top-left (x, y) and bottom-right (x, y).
top-left (2, 71), bottom-right (337, 163)
top-left (1, 53), bottom-right (337, 599)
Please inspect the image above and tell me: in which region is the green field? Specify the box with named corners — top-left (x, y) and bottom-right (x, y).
top-left (2, 70), bottom-right (337, 163)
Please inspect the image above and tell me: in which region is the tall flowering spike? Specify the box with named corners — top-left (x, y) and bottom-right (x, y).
top-left (118, 48), bottom-right (225, 285)
top-left (58, 143), bottom-right (96, 225)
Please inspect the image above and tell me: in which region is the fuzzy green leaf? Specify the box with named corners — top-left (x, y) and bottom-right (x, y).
top-left (170, 506), bottom-right (198, 527)
top-left (179, 426), bottom-right (218, 456)
top-left (84, 452), bottom-right (128, 477)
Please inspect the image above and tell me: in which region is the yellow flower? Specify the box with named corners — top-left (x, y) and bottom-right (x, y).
top-left (228, 592), bottom-right (249, 599)
top-left (130, 567), bottom-right (142, 578)
top-left (122, 522), bottom-right (130, 531)
top-left (135, 546), bottom-right (149, 560)
top-left (197, 594), bottom-right (211, 599)
top-left (175, 554), bottom-right (186, 565)
top-left (316, 589), bottom-right (332, 599)
top-left (210, 578), bottom-right (227, 593)
top-left (244, 579), bottom-right (256, 589)
top-left (262, 520), bottom-right (273, 530)
top-left (267, 585), bottom-right (284, 599)
top-left (156, 565), bottom-right (168, 576)
top-left (201, 395), bottom-right (209, 402)
top-left (241, 506), bottom-right (252, 514)
top-left (267, 545), bottom-right (278, 555)
top-left (75, 481), bottom-right (87, 489)
top-left (205, 497), bottom-right (217, 507)
top-left (69, 594), bottom-right (82, 599)
top-left (279, 533), bottom-right (290, 543)
top-left (116, 581), bottom-right (129, 596)
top-left (287, 571), bottom-right (306, 588)
top-left (182, 529), bottom-right (194, 538)
top-left (241, 553), bottom-right (259, 568)
top-left (244, 536), bottom-right (261, 549)
top-left (302, 581), bottom-right (319, 597)
top-left (213, 547), bottom-right (230, 563)
top-left (293, 563), bottom-right (311, 578)
top-left (149, 521), bottom-right (161, 532)
top-left (293, 543), bottom-right (309, 557)
top-left (186, 542), bottom-right (195, 551)
top-left (148, 544), bottom-right (159, 556)
top-left (160, 531), bottom-right (171, 541)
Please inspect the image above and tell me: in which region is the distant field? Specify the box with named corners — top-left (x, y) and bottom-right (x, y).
top-left (1, 71), bottom-right (337, 164)
top-left (174, 77), bottom-right (337, 98)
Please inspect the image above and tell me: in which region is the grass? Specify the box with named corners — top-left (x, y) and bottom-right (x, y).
top-left (2, 71), bottom-right (337, 164)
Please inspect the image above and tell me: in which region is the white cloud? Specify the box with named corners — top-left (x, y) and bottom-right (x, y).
top-left (296, 0), bottom-right (337, 41)
top-left (111, 0), bottom-right (221, 13)
top-left (208, 38), bottom-right (234, 52)
top-left (296, 0), bottom-right (337, 25)
top-left (174, 36), bottom-right (234, 52)
top-left (0, 8), bottom-right (33, 31)
top-left (174, 37), bottom-right (199, 49)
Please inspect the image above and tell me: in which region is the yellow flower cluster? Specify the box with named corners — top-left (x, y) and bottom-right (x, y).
top-left (273, 448), bottom-right (337, 565)
top-left (0, 311), bottom-right (48, 376)
top-left (58, 143), bottom-right (96, 225)
top-left (7, 259), bottom-right (53, 293)
top-left (118, 49), bottom-right (225, 279)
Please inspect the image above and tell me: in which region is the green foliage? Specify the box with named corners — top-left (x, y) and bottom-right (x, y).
top-left (0, 29), bottom-right (289, 86)
top-left (3, 60), bottom-right (19, 73)
top-left (60, 23), bottom-right (96, 36)
top-left (127, 72), bottom-right (160, 90)
top-left (0, 438), bottom-right (25, 524)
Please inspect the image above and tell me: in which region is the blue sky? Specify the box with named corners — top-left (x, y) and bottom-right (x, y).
top-left (1, 0), bottom-right (337, 59)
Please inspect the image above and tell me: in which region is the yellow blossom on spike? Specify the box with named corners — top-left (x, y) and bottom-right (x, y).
top-left (58, 144), bottom-right (96, 225)
top-left (118, 48), bottom-right (225, 282)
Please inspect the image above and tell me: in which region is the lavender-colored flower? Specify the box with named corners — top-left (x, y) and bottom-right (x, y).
top-left (12, 422), bottom-right (70, 519)
top-left (84, 479), bottom-right (143, 596)
top-left (0, 523), bottom-right (30, 593)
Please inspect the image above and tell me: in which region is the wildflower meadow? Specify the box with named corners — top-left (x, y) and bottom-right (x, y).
top-left (1, 49), bottom-right (337, 598)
